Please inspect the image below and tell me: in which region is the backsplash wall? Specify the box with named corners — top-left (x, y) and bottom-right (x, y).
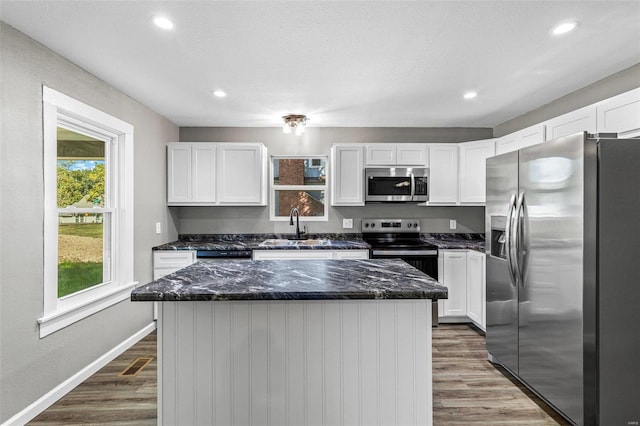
top-left (177, 126), bottom-right (493, 235)
top-left (174, 204), bottom-right (485, 234)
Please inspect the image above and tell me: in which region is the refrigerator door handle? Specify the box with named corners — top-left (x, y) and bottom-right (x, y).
top-left (514, 191), bottom-right (526, 286)
top-left (505, 193), bottom-right (518, 287)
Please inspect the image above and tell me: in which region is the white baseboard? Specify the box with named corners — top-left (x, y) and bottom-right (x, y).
top-left (2, 322), bottom-right (156, 426)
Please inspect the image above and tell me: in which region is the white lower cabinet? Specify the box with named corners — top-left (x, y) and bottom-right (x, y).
top-left (438, 251), bottom-right (467, 317)
top-left (466, 251), bottom-right (486, 331)
top-left (253, 250), bottom-right (369, 260)
top-left (438, 249), bottom-right (486, 330)
top-left (153, 250), bottom-right (197, 280)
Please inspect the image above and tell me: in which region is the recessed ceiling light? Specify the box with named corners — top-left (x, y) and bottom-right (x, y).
top-left (551, 21), bottom-right (577, 36)
top-left (463, 91), bottom-right (478, 100)
top-left (213, 90), bottom-right (227, 98)
top-left (153, 16), bottom-right (174, 30)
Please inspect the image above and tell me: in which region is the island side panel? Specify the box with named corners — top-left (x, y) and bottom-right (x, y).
top-left (158, 300), bottom-right (433, 426)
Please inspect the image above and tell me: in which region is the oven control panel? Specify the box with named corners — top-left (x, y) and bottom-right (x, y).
top-left (361, 218), bottom-right (421, 232)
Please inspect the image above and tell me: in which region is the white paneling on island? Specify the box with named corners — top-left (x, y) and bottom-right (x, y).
top-left (132, 259), bottom-right (448, 426)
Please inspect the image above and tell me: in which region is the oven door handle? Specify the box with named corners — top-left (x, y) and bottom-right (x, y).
top-left (372, 249), bottom-right (437, 256)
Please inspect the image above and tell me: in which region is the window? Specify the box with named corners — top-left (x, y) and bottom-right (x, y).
top-left (40, 87), bottom-right (135, 337)
top-left (270, 156), bottom-right (328, 221)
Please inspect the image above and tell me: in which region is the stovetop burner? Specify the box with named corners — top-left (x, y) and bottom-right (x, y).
top-left (361, 218), bottom-right (437, 250)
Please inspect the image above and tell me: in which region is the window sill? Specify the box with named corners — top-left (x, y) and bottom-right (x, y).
top-left (37, 282), bottom-right (138, 338)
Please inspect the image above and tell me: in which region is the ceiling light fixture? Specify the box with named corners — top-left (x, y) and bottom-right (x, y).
top-left (213, 90), bottom-right (227, 98)
top-left (463, 91), bottom-right (478, 100)
top-left (282, 114), bottom-right (309, 136)
top-left (551, 21), bottom-right (577, 36)
top-left (153, 16), bottom-right (174, 30)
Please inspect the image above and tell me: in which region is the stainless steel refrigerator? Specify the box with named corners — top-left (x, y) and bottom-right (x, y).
top-left (485, 132), bottom-right (640, 426)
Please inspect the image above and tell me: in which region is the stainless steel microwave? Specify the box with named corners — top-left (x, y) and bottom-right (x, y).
top-left (365, 167), bottom-right (429, 202)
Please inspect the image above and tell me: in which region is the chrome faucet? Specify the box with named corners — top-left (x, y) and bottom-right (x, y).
top-left (289, 207), bottom-right (305, 239)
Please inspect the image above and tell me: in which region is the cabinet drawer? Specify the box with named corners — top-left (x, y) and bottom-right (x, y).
top-left (333, 250), bottom-right (369, 259)
top-left (153, 251), bottom-right (196, 268)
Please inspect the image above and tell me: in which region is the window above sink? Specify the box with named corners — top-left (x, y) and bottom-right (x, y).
top-left (270, 156), bottom-right (329, 221)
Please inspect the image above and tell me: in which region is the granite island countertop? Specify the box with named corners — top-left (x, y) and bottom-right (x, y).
top-left (131, 258), bottom-right (448, 301)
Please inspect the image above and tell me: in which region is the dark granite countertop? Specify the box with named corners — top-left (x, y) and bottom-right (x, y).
top-left (422, 233), bottom-right (485, 252)
top-left (152, 233), bottom-right (484, 253)
top-left (153, 233), bottom-right (370, 251)
top-left (131, 259), bottom-right (448, 301)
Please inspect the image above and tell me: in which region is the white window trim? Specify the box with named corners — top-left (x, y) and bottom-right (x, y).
top-left (269, 155), bottom-right (329, 221)
top-left (39, 86), bottom-right (136, 338)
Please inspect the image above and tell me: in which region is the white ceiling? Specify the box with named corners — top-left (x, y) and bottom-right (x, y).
top-left (1, 1), bottom-right (639, 128)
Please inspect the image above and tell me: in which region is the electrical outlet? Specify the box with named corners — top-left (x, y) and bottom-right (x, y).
top-left (155, 222), bottom-right (162, 234)
top-left (449, 219), bottom-right (457, 230)
top-left (343, 218), bottom-right (353, 229)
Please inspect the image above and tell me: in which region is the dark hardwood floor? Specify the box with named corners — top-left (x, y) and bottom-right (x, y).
top-left (29, 331), bottom-right (157, 425)
top-left (30, 324), bottom-right (569, 425)
top-left (432, 324), bottom-right (569, 425)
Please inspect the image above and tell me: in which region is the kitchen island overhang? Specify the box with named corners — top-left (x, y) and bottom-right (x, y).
top-left (132, 259), bottom-right (447, 426)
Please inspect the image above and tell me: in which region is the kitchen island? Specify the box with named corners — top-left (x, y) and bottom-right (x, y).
top-left (132, 259), bottom-right (447, 426)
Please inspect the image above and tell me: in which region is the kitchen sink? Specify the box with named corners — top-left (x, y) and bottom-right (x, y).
top-left (259, 239), bottom-right (330, 247)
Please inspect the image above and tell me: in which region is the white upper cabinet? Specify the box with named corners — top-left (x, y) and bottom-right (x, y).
top-left (331, 144), bottom-right (364, 206)
top-left (167, 142), bottom-right (267, 206)
top-left (427, 144), bottom-right (458, 204)
top-left (168, 142), bottom-right (216, 205)
top-left (544, 105), bottom-right (596, 141)
top-left (396, 144), bottom-right (429, 165)
top-left (596, 87), bottom-right (640, 137)
top-left (365, 143), bottom-right (428, 166)
top-left (217, 143), bottom-right (267, 205)
top-left (167, 143), bottom-right (193, 204)
top-left (458, 139), bottom-right (496, 204)
top-left (496, 123), bottom-right (546, 155)
top-left (192, 144), bottom-right (217, 202)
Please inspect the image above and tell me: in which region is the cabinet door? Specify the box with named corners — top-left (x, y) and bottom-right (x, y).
top-left (596, 88), bottom-right (640, 137)
top-left (365, 144), bottom-right (396, 165)
top-left (496, 124), bottom-right (546, 154)
top-left (518, 123), bottom-right (546, 150)
top-left (459, 139), bottom-right (496, 204)
top-left (441, 251), bottom-right (467, 317)
top-left (428, 144), bottom-right (459, 204)
top-left (396, 144), bottom-right (428, 166)
top-left (545, 105), bottom-right (596, 141)
top-left (192, 144), bottom-right (217, 202)
top-left (331, 145), bottom-right (364, 206)
top-left (217, 144), bottom-right (266, 205)
top-left (167, 143), bottom-right (192, 204)
top-left (466, 251), bottom-right (485, 329)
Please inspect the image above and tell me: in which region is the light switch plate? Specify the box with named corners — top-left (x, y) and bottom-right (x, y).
top-left (155, 222), bottom-right (162, 234)
top-left (343, 218), bottom-right (353, 229)
top-left (449, 219), bottom-right (457, 230)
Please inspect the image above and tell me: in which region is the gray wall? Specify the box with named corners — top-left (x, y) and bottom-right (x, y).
top-left (494, 63), bottom-right (640, 137)
top-left (0, 22), bottom-right (179, 422)
top-left (178, 127), bottom-right (493, 234)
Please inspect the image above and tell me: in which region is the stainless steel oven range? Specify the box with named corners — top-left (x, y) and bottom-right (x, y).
top-left (362, 218), bottom-right (439, 325)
